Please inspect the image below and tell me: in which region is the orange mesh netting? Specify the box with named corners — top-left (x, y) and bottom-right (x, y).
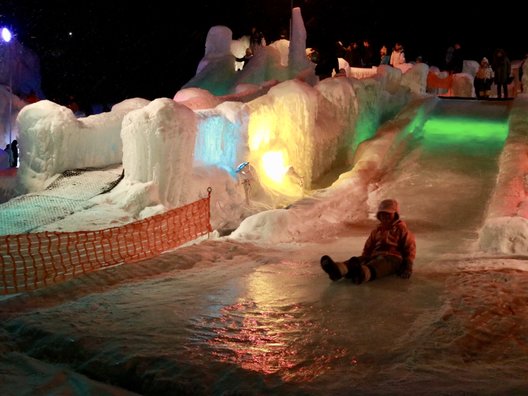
top-left (0, 188), bottom-right (212, 295)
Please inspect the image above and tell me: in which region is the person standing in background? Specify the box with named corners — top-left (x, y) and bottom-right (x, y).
top-left (474, 57), bottom-right (494, 99)
top-left (249, 27), bottom-right (266, 54)
top-left (361, 38), bottom-right (374, 67)
top-left (448, 42), bottom-right (464, 73)
top-left (379, 45), bottom-right (390, 65)
top-left (390, 42), bottom-right (405, 68)
top-left (235, 48), bottom-right (254, 69)
top-left (492, 48), bottom-right (511, 99)
top-left (345, 40), bottom-right (363, 67)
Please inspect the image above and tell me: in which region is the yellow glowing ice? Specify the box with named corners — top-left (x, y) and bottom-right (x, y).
top-left (261, 151), bottom-right (289, 183)
top-left (247, 113), bottom-right (304, 199)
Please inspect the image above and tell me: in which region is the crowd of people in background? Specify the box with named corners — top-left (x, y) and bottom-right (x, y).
top-left (298, 32), bottom-right (522, 100)
top-left (472, 47), bottom-right (513, 99)
top-left (310, 37), bottom-right (429, 80)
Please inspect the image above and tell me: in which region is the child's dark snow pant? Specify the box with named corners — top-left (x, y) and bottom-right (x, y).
top-left (345, 255), bottom-right (403, 281)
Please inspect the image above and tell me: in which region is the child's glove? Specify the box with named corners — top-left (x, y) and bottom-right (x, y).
top-left (398, 259), bottom-right (413, 279)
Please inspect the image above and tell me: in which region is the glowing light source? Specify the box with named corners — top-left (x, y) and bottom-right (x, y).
top-left (246, 112), bottom-right (306, 199)
top-left (261, 151), bottom-right (289, 183)
top-left (1, 27), bottom-right (12, 43)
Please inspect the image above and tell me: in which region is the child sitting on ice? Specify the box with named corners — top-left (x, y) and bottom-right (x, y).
top-left (320, 198), bottom-right (416, 284)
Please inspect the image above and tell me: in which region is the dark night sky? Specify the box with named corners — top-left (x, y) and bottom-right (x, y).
top-left (1, 1), bottom-right (525, 108)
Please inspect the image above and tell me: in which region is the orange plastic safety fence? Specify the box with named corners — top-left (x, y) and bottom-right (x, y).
top-left (427, 72), bottom-right (454, 90)
top-left (0, 189), bottom-right (212, 295)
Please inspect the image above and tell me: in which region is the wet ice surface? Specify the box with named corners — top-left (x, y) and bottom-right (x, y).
top-left (2, 237), bottom-right (528, 395)
top-left (0, 240), bottom-right (437, 395)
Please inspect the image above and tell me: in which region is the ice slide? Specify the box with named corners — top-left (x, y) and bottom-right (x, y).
top-left (372, 97), bottom-right (512, 256)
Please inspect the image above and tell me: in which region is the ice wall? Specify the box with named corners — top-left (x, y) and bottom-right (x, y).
top-left (478, 95), bottom-right (528, 254)
top-left (184, 7), bottom-right (316, 96)
top-left (194, 101), bottom-right (247, 176)
top-left (16, 98), bottom-right (148, 193)
top-left (120, 98), bottom-right (197, 208)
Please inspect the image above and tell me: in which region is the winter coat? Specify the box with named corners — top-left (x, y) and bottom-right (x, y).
top-left (362, 218), bottom-right (416, 269)
top-left (380, 55), bottom-right (390, 65)
top-left (476, 67), bottom-right (493, 80)
top-left (475, 64), bottom-right (494, 90)
top-left (390, 48), bottom-right (405, 67)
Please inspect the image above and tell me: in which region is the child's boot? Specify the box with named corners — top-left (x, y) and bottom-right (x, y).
top-left (320, 255), bottom-right (347, 281)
